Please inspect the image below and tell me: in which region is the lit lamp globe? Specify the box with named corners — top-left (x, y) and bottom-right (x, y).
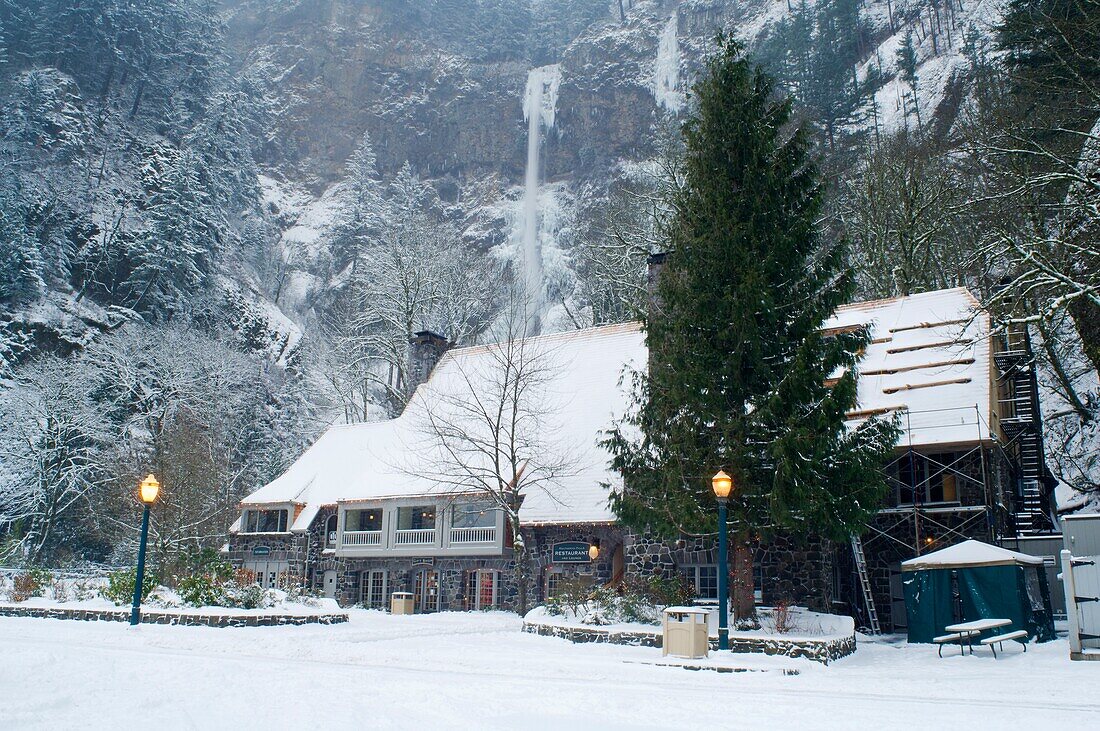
top-left (711, 470), bottom-right (733, 501)
top-left (139, 474), bottom-right (161, 505)
top-left (588, 543), bottom-right (600, 560)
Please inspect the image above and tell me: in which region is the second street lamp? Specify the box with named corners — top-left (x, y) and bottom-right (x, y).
top-left (712, 470), bottom-right (733, 651)
top-left (130, 473), bottom-right (160, 626)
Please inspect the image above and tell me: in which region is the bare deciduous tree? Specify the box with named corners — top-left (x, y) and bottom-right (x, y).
top-left (0, 355), bottom-right (113, 563)
top-left (413, 307), bottom-right (576, 614)
top-left (81, 322), bottom-right (273, 568)
top-left (835, 132), bottom-right (981, 298)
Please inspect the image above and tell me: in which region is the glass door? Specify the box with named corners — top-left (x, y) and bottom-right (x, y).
top-left (463, 569), bottom-right (498, 610)
top-left (360, 570), bottom-right (388, 609)
top-left (477, 570), bottom-right (496, 609)
top-left (414, 569), bottom-right (439, 613)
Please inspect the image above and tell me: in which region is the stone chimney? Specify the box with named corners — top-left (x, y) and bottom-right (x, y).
top-left (406, 330), bottom-right (450, 395)
top-left (646, 251), bottom-right (669, 311)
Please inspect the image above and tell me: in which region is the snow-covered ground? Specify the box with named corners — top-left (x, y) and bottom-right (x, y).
top-left (1, 594), bottom-right (341, 617)
top-left (1, 611), bottom-right (1096, 730)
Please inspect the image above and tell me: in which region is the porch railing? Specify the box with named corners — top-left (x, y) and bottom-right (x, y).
top-left (342, 530), bottom-right (382, 547)
top-left (449, 526), bottom-right (497, 544)
top-left (394, 528), bottom-right (436, 545)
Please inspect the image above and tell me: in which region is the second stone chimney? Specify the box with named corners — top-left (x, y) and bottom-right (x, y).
top-left (406, 330), bottom-right (450, 395)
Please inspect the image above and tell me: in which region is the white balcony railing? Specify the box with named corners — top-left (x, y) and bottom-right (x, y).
top-left (342, 530), bottom-right (382, 547)
top-left (449, 526), bottom-right (497, 544)
top-left (394, 528), bottom-right (436, 545)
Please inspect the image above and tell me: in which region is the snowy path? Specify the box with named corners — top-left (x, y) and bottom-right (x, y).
top-left (1, 611), bottom-right (1096, 729)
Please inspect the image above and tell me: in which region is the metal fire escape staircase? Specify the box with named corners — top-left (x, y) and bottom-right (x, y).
top-left (994, 329), bottom-right (1054, 535)
top-left (850, 535), bottom-right (881, 635)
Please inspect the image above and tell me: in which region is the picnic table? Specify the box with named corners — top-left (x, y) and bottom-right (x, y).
top-left (934, 619), bottom-right (1012, 657)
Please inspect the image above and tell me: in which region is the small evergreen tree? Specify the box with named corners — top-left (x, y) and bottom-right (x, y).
top-left (809, 0), bottom-right (866, 145)
top-left (605, 35), bottom-right (898, 623)
top-left (129, 147), bottom-right (217, 314)
top-left (895, 32), bottom-right (921, 128)
top-left (330, 132), bottom-right (385, 273)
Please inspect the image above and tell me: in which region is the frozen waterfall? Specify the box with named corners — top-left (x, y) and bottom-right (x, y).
top-left (518, 64), bottom-right (561, 332)
top-left (653, 14), bottom-right (683, 114)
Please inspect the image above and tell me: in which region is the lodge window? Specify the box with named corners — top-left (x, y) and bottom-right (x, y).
top-left (325, 514), bottom-right (338, 549)
top-left (451, 501), bottom-right (497, 528)
top-left (346, 509), bottom-right (383, 532)
top-left (243, 561), bottom-right (289, 589)
top-left (894, 453), bottom-right (960, 506)
top-left (360, 569), bottom-right (388, 609)
top-left (243, 509), bottom-right (289, 533)
top-left (684, 565), bottom-right (718, 601)
top-left (464, 569), bottom-right (498, 610)
top-left (397, 505), bottom-right (436, 530)
top-left (546, 570), bottom-right (563, 599)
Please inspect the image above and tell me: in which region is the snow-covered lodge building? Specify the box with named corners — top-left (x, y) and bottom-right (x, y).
top-left (227, 286), bottom-right (1056, 630)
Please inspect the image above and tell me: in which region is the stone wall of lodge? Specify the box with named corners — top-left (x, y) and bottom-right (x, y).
top-left (227, 531), bottom-right (308, 585)
top-left (225, 445), bottom-right (1019, 623)
top-left (623, 530), bottom-right (835, 613)
top-left (245, 520), bottom-right (628, 612)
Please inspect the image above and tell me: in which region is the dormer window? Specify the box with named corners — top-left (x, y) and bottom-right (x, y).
top-left (243, 508), bottom-right (289, 533)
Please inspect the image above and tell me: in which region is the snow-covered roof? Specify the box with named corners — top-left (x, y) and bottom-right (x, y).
top-left (829, 287), bottom-right (991, 447)
top-left (241, 288), bottom-right (996, 529)
top-left (901, 539), bottom-right (1043, 571)
top-left (242, 322), bottom-right (647, 527)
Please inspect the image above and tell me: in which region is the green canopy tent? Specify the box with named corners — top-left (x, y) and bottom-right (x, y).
top-left (901, 539), bottom-right (1055, 644)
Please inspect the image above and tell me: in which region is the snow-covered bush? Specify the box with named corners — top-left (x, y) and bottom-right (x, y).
top-left (175, 560), bottom-right (276, 609)
top-left (544, 579), bottom-right (664, 626)
top-left (49, 576), bottom-right (70, 603)
top-left (229, 582), bottom-right (271, 610)
top-left (101, 568), bottom-right (157, 606)
top-left (7, 568), bottom-right (52, 602)
top-left (283, 583), bottom-right (321, 607)
top-left (768, 600), bottom-right (799, 634)
top-left (177, 572), bottom-right (229, 607)
top-left (636, 574), bottom-right (693, 608)
top-left (70, 578), bottom-right (99, 602)
top-left (146, 588), bottom-right (183, 609)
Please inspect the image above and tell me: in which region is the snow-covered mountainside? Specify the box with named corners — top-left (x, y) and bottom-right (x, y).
top-left (0, 0), bottom-right (1009, 366)
top-left (222, 0), bottom-right (1005, 333)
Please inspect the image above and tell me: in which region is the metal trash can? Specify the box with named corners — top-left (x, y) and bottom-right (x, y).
top-left (662, 607), bottom-right (710, 658)
top-left (391, 592), bottom-right (415, 615)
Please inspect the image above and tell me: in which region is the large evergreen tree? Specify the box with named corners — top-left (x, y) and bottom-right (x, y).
top-left (606, 36), bottom-right (898, 622)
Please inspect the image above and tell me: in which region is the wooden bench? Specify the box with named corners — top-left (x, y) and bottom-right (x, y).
top-left (980, 630), bottom-right (1028, 658)
top-left (933, 631), bottom-right (976, 657)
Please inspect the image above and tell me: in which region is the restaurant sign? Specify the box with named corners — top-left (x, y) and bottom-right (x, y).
top-left (251, 545), bottom-right (271, 556)
top-left (552, 541), bottom-right (592, 563)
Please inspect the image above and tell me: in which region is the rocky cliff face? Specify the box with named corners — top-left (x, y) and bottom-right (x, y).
top-left (225, 3), bottom-right (527, 185)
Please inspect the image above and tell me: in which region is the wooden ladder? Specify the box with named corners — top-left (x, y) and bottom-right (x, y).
top-left (851, 535), bottom-right (881, 635)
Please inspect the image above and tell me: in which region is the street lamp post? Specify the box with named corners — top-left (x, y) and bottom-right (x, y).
top-left (712, 470), bottom-right (734, 651)
top-left (130, 473), bottom-right (160, 626)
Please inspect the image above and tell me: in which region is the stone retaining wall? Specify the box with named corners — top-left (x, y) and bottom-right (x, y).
top-left (522, 620), bottom-right (856, 665)
top-left (0, 605), bottom-right (348, 627)
top-left (525, 621), bottom-right (664, 648)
